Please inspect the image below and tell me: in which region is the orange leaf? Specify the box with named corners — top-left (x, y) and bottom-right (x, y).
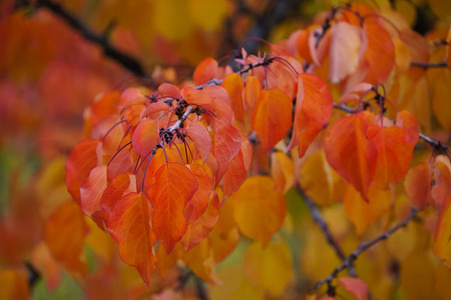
top-left (180, 192), bottom-right (220, 251)
top-left (0, 269), bottom-right (29, 300)
top-left (45, 201), bottom-right (88, 275)
top-left (182, 238), bottom-right (220, 284)
top-left (213, 117), bottom-right (242, 183)
top-left (288, 73), bottom-right (333, 157)
top-left (158, 82), bottom-right (181, 99)
top-left (343, 184), bottom-right (392, 235)
top-left (132, 119), bottom-right (160, 157)
top-left (404, 162), bottom-right (431, 210)
top-left (80, 165), bottom-right (107, 227)
top-left (193, 57), bottom-right (218, 85)
top-left (324, 112), bottom-right (377, 201)
top-left (223, 136), bottom-right (252, 196)
top-left (244, 75), bottom-right (261, 108)
top-left (222, 72), bottom-right (245, 124)
top-left (65, 139), bottom-right (100, 203)
top-left (366, 125), bottom-right (414, 188)
top-left (433, 194), bottom-right (451, 268)
top-left (148, 163), bottom-right (198, 252)
top-left (232, 176), bottom-right (286, 245)
top-left (105, 192), bottom-right (156, 287)
top-left (396, 110), bottom-right (419, 145)
top-left (362, 18), bottom-right (395, 84)
top-left (101, 173), bottom-right (137, 219)
top-left (185, 121), bottom-right (211, 163)
top-left (337, 277), bottom-right (368, 300)
top-left (251, 89), bottom-right (292, 153)
top-left (184, 164), bottom-right (213, 224)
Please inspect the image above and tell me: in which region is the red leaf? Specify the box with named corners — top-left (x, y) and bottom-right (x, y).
top-left (251, 89), bottom-right (292, 153)
top-left (65, 139), bottom-right (100, 204)
top-left (288, 73), bottom-right (333, 157)
top-left (337, 276), bottom-right (368, 300)
top-left (179, 192), bottom-right (220, 251)
top-left (223, 135), bottom-right (252, 197)
top-left (158, 82), bottom-right (181, 99)
top-left (80, 165), bottom-right (108, 228)
top-left (101, 173), bottom-right (137, 219)
top-left (324, 112), bottom-right (377, 201)
top-left (213, 117), bottom-right (242, 184)
top-left (184, 164), bottom-right (213, 224)
top-left (366, 125), bottom-right (414, 188)
top-left (404, 162), bottom-right (431, 210)
top-left (148, 163), bottom-right (198, 252)
top-left (193, 57), bottom-right (218, 85)
top-left (185, 121), bottom-right (211, 163)
top-left (132, 119), bottom-right (160, 157)
top-left (105, 192), bottom-right (156, 287)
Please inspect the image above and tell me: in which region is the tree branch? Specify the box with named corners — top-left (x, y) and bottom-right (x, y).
top-left (313, 207), bottom-right (419, 291)
top-left (410, 61), bottom-right (448, 69)
top-left (16, 0), bottom-right (151, 80)
top-left (295, 184), bottom-right (357, 277)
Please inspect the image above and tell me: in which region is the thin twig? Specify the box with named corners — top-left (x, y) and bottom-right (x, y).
top-left (313, 207), bottom-right (419, 291)
top-left (16, 0), bottom-right (150, 80)
top-left (295, 185), bottom-right (357, 277)
top-left (410, 61), bottom-right (448, 69)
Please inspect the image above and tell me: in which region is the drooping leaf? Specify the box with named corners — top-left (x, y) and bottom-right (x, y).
top-left (337, 277), bottom-right (368, 300)
top-left (366, 124), bottom-right (414, 188)
top-left (404, 162), bottom-right (431, 210)
top-left (158, 82), bottom-right (181, 99)
top-left (251, 89), bottom-right (292, 153)
top-left (222, 72), bottom-right (245, 124)
top-left (65, 139), bottom-right (100, 203)
top-left (148, 163), bottom-right (198, 252)
top-left (213, 117), bottom-right (242, 183)
top-left (271, 151), bottom-right (295, 194)
top-left (324, 112), bottom-right (377, 201)
top-left (80, 165), bottom-right (108, 227)
top-left (431, 156), bottom-right (451, 208)
top-left (244, 241), bottom-right (293, 296)
top-left (182, 238), bottom-right (220, 284)
top-left (232, 176), bottom-right (286, 245)
top-left (343, 184), bottom-right (392, 235)
top-left (223, 136), bottom-right (251, 197)
top-left (288, 73), bottom-right (333, 157)
top-left (180, 192), bottom-right (220, 251)
top-left (329, 21), bottom-right (363, 83)
top-left (132, 118), bottom-right (160, 157)
top-left (244, 75), bottom-right (261, 108)
top-left (184, 164), bottom-right (213, 224)
top-left (184, 121), bottom-right (211, 163)
top-left (105, 192), bottom-right (156, 287)
top-left (45, 201), bottom-right (88, 275)
top-left (101, 173), bottom-right (137, 219)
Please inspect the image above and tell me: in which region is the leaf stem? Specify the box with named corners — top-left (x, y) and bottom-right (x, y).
top-left (410, 61), bottom-right (448, 69)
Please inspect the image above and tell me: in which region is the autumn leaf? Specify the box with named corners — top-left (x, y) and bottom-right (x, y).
top-left (184, 121), bottom-right (211, 163)
top-left (105, 192), bottom-right (156, 287)
top-left (232, 176), bottom-right (286, 245)
top-left (324, 112), bottom-right (377, 201)
top-left (45, 201), bottom-right (88, 275)
top-left (404, 162), bottom-right (431, 210)
top-left (251, 89), bottom-right (292, 153)
top-left (337, 277), bottom-right (368, 300)
top-left (184, 163), bottom-right (213, 224)
top-left (0, 269), bottom-right (29, 300)
top-left (80, 165), bottom-right (108, 228)
top-left (148, 162), bottom-right (198, 252)
top-left (193, 57), bottom-right (218, 85)
top-left (132, 118), bottom-right (160, 157)
top-left (101, 173), bottom-right (137, 219)
top-left (65, 139), bottom-right (100, 203)
top-left (288, 73), bottom-right (333, 157)
top-left (222, 72), bottom-right (245, 124)
top-left (244, 241), bottom-right (293, 296)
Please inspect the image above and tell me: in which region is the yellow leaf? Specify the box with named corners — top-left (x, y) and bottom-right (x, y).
top-left (0, 269), bottom-right (29, 300)
top-left (188, 0), bottom-right (228, 30)
top-left (300, 151), bottom-right (344, 206)
top-left (244, 241), bottom-right (293, 296)
top-left (433, 194), bottom-right (451, 268)
top-left (152, 0), bottom-right (193, 40)
top-left (232, 176), bottom-right (286, 245)
top-left (210, 265), bottom-right (263, 300)
top-left (400, 251), bottom-right (435, 300)
top-left (431, 70), bottom-right (451, 130)
top-left (270, 151), bottom-right (295, 194)
top-left (343, 184), bottom-right (392, 235)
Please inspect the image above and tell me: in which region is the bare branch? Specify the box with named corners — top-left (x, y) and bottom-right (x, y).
top-left (313, 207), bottom-right (419, 291)
top-left (410, 61), bottom-right (448, 69)
top-left (16, 0), bottom-right (151, 81)
top-left (295, 184), bottom-right (357, 278)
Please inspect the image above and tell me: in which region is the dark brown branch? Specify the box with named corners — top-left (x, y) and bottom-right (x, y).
top-left (16, 0), bottom-right (150, 79)
top-left (295, 184), bottom-right (356, 277)
top-left (313, 207), bottom-right (419, 291)
top-left (410, 61), bottom-right (448, 69)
